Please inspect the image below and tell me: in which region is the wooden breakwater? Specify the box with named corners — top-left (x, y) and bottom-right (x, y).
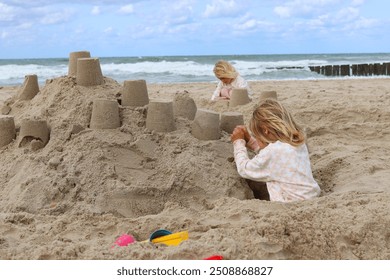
top-left (309, 62), bottom-right (390, 76)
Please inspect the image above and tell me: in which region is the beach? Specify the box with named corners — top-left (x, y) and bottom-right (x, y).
top-left (0, 77), bottom-right (389, 260)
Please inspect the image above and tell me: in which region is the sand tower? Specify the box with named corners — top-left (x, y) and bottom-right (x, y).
top-left (229, 88), bottom-right (251, 107)
top-left (68, 51), bottom-right (91, 77)
top-left (260, 91), bottom-right (278, 101)
top-left (18, 74), bottom-right (40, 101)
top-left (191, 109), bottom-right (220, 140)
top-left (90, 99), bottom-right (121, 129)
top-left (146, 100), bottom-right (176, 133)
top-left (0, 116), bottom-right (16, 148)
top-left (121, 80), bottom-right (149, 107)
top-left (76, 58), bottom-right (104, 86)
top-left (220, 112), bottom-right (244, 134)
top-left (173, 94), bottom-right (197, 120)
top-left (18, 119), bottom-right (50, 149)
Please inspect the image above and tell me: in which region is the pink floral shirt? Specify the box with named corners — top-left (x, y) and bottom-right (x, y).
top-left (233, 139), bottom-right (320, 202)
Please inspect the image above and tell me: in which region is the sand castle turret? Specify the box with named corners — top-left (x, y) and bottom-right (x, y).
top-left (0, 116), bottom-right (16, 148)
top-left (90, 99), bottom-right (121, 129)
top-left (18, 74), bottom-right (40, 100)
top-left (260, 91), bottom-right (278, 101)
top-left (191, 109), bottom-right (220, 140)
top-left (18, 119), bottom-right (50, 149)
top-left (121, 80), bottom-right (149, 107)
top-left (76, 58), bottom-right (104, 86)
top-left (173, 93), bottom-right (197, 120)
top-left (68, 51), bottom-right (91, 77)
top-left (229, 88), bottom-right (251, 107)
top-left (146, 100), bottom-right (176, 133)
top-left (220, 112), bottom-right (244, 134)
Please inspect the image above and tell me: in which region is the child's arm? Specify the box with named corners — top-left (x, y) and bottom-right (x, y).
top-left (232, 140), bottom-right (271, 181)
top-left (246, 137), bottom-right (260, 153)
top-left (211, 81), bottom-right (223, 100)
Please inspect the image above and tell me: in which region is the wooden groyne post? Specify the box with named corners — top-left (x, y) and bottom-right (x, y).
top-left (309, 62), bottom-right (390, 76)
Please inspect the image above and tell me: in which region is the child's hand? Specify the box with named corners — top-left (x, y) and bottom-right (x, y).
top-left (231, 126), bottom-right (246, 143)
top-left (235, 125), bottom-right (251, 142)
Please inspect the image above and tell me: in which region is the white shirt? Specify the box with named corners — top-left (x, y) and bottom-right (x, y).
top-left (233, 139), bottom-right (321, 202)
top-left (211, 75), bottom-right (252, 101)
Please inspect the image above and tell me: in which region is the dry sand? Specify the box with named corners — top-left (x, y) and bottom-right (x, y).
top-left (0, 76), bottom-right (389, 260)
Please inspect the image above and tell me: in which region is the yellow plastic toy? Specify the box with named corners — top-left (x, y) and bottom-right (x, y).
top-left (151, 231), bottom-right (189, 246)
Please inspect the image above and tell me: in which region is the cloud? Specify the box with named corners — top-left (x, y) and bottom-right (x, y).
top-left (91, 6), bottom-right (100, 15)
top-left (118, 4), bottom-right (134, 14)
top-left (203, 0), bottom-right (242, 18)
top-left (39, 9), bottom-right (73, 25)
top-left (0, 2), bottom-right (18, 21)
top-left (273, 0), bottom-right (340, 18)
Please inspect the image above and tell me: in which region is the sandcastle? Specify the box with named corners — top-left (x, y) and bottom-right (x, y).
top-left (90, 99), bottom-right (121, 129)
top-left (229, 88), bottom-right (251, 107)
top-left (173, 93), bottom-right (197, 120)
top-left (121, 80), bottom-right (149, 107)
top-left (68, 51), bottom-right (91, 77)
top-left (76, 58), bottom-right (104, 86)
top-left (260, 90), bottom-right (278, 100)
top-left (191, 109), bottom-right (220, 140)
top-left (0, 116), bottom-right (16, 148)
top-left (146, 100), bottom-right (176, 133)
top-left (220, 112), bottom-right (244, 134)
top-left (18, 74), bottom-right (40, 100)
top-left (18, 119), bottom-right (50, 149)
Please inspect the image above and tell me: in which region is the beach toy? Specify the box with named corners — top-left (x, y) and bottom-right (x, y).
top-left (0, 116), bottom-right (16, 148)
top-left (90, 98), bottom-right (121, 129)
top-left (229, 88), bottom-right (251, 107)
top-left (76, 57), bottom-right (104, 86)
top-left (149, 229), bottom-right (172, 240)
top-left (151, 231), bottom-right (189, 246)
top-left (121, 79), bottom-right (149, 107)
top-left (18, 74), bottom-right (40, 101)
top-left (146, 100), bottom-right (176, 133)
top-left (68, 51), bottom-right (91, 77)
top-left (220, 112), bottom-right (244, 134)
top-left (113, 234), bottom-right (136, 247)
top-left (203, 255), bottom-right (224, 260)
top-left (260, 91), bottom-right (278, 101)
top-left (191, 109), bottom-right (220, 140)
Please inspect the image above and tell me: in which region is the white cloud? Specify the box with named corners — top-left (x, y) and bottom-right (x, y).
top-left (40, 10), bottom-right (73, 25)
top-left (91, 6), bottom-right (100, 15)
top-left (0, 2), bottom-right (18, 21)
top-left (273, 0), bottom-right (340, 18)
top-left (203, 0), bottom-right (241, 18)
top-left (118, 4), bottom-right (134, 14)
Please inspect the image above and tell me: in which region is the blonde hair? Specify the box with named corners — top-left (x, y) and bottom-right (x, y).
top-left (213, 60), bottom-right (238, 80)
top-left (249, 99), bottom-right (305, 146)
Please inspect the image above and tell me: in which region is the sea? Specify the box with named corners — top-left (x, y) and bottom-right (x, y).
top-left (1, 53), bottom-right (390, 86)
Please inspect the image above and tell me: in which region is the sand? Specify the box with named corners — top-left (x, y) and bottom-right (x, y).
top-left (0, 76), bottom-right (389, 260)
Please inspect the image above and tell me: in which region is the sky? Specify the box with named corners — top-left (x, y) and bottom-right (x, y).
top-left (0, 0), bottom-right (389, 58)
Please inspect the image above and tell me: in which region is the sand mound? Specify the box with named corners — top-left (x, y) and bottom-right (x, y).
top-left (0, 77), bottom-right (389, 260)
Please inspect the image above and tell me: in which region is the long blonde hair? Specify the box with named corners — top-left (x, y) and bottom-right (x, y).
top-left (213, 60), bottom-right (238, 80)
top-left (249, 99), bottom-right (305, 146)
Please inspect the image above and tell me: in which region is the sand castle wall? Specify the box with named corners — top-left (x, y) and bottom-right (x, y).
top-left (146, 100), bottom-right (176, 132)
top-left (90, 99), bottom-right (121, 129)
top-left (68, 51), bottom-right (91, 77)
top-left (0, 116), bottom-right (16, 147)
top-left (18, 75), bottom-right (40, 100)
top-left (229, 88), bottom-right (251, 107)
top-left (76, 58), bottom-right (104, 86)
top-left (191, 109), bottom-right (220, 140)
top-left (121, 80), bottom-right (149, 107)
top-left (220, 112), bottom-right (244, 134)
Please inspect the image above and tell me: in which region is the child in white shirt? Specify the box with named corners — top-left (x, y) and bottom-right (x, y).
top-left (231, 99), bottom-right (320, 202)
top-left (211, 60), bottom-right (252, 101)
